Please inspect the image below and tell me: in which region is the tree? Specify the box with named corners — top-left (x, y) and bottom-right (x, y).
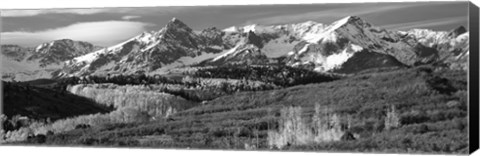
top-left (385, 105), bottom-right (401, 130)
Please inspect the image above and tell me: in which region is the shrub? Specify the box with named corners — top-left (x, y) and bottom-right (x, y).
top-left (400, 110), bottom-right (429, 125)
top-left (4, 127), bottom-right (33, 142)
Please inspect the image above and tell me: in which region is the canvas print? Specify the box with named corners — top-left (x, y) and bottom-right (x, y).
top-left (0, 1), bottom-right (476, 154)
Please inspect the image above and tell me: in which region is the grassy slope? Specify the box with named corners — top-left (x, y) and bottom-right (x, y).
top-left (3, 83), bottom-right (112, 120)
top-left (43, 66), bottom-right (468, 154)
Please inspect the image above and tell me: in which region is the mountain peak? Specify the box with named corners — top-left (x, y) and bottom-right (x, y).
top-left (245, 30), bottom-right (263, 48)
top-left (165, 17), bottom-right (191, 32)
top-left (315, 16), bottom-right (372, 37)
top-left (448, 25), bottom-right (467, 38)
top-left (169, 17), bottom-right (183, 24)
top-left (53, 39), bottom-right (74, 42)
top-left (345, 15), bottom-right (362, 21)
top-left (333, 16), bottom-right (365, 27)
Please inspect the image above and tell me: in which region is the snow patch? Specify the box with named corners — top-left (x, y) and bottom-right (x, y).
top-left (70, 36), bottom-right (138, 64)
top-left (223, 26), bottom-right (239, 32)
top-left (301, 16), bottom-right (352, 43)
top-left (212, 44), bottom-right (241, 61)
top-left (455, 33), bottom-right (469, 42)
top-left (350, 44), bottom-right (363, 51)
top-left (243, 24), bottom-right (257, 33)
top-left (297, 44), bottom-right (310, 55)
top-left (330, 16), bottom-right (352, 30)
top-left (324, 49), bottom-right (353, 70)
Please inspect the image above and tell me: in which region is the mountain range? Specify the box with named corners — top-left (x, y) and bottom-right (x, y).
top-left (1, 16), bottom-right (469, 81)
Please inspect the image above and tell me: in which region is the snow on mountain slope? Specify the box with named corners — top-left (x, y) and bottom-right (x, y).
top-left (2, 39), bottom-right (100, 81)
top-left (261, 35), bottom-right (300, 58)
top-left (46, 15), bottom-right (469, 77)
top-left (199, 29), bottom-right (274, 66)
top-left (223, 26), bottom-right (239, 33)
top-left (404, 26), bottom-right (469, 70)
top-left (61, 18), bottom-right (227, 77)
top-left (215, 21), bottom-right (329, 62)
top-left (301, 16), bottom-right (352, 43)
top-left (29, 39), bottom-right (101, 67)
top-left (212, 44), bottom-right (242, 62)
top-left (224, 24), bottom-right (279, 34)
top-left (68, 36), bottom-right (139, 65)
top-left (284, 16), bottom-right (453, 72)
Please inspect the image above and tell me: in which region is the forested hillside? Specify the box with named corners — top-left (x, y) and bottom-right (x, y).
top-left (23, 66), bottom-right (468, 154)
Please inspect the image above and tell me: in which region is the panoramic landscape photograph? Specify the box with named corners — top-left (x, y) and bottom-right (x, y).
top-left (0, 1), bottom-right (475, 154)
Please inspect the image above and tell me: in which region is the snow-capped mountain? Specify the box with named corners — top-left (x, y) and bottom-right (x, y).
top-left (1, 39), bottom-right (102, 81)
top-left (202, 20), bottom-right (334, 65)
top-left (61, 16), bottom-right (469, 77)
top-left (201, 30), bottom-right (269, 65)
top-left (28, 39), bottom-right (102, 67)
top-left (402, 26), bottom-right (469, 70)
top-left (285, 16), bottom-right (444, 72)
top-left (217, 16), bottom-right (468, 72)
top-left (2, 39), bottom-right (101, 66)
top-left (62, 18), bottom-right (228, 76)
top-left (4, 16), bottom-right (469, 80)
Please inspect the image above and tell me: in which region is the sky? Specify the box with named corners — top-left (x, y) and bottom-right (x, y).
top-left (0, 1), bottom-right (469, 47)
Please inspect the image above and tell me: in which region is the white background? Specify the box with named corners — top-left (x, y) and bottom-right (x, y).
top-left (1, 0), bottom-right (479, 156)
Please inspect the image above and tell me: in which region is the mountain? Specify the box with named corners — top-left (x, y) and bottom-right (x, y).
top-left (4, 16), bottom-right (469, 80)
top-left (200, 20), bottom-right (336, 66)
top-left (403, 26), bottom-right (469, 70)
top-left (200, 30), bottom-right (269, 65)
top-left (61, 18), bottom-right (229, 77)
top-left (1, 39), bottom-right (101, 81)
top-left (332, 49), bottom-right (407, 74)
top-left (285, 16), bottom-right (436, 72)
top-left (448, 26), bottom-right (467, 38)
top-left (1, 44), bottom-right (32, 61)
top-left (28, 39), bottom-right (102, 67)
top-left (207, 16), bottom-right (468, 72)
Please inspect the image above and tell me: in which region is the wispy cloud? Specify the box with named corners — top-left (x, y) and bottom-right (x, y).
top-left (242, 3), bottom-right (424, 25)
top-left (1, 21), bottom-right (154, 46)
top-left (1, 6), bottom-right (198, 17)
top-left (121, 15), bottom-right (141, 20)
top-left (380, 16), bottom-right (467, 30)
top-left (1, 8), bottom-right (109, 17)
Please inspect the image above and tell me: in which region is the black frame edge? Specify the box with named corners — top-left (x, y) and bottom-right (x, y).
top-left (469, 1), bottom-right (480, 154)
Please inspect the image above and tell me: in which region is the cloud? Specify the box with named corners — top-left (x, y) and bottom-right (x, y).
top-left (1, 8), bottom-right (109, 17)
top-left (0, 21), bottom-right (154, 46)
top-left (121, 15), bottom-right (141, 20)
top-left (1, 6), bottom-right (196, 17)
top-left (380, 16), bottom-right (467, 30)
top-left (241, 3), bottom-right (435, 26)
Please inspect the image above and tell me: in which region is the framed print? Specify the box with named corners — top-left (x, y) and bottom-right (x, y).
top-left (1, 1), bottom-right (479, 155)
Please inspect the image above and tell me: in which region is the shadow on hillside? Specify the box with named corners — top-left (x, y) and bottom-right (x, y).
top-left (2, 81), bottom-right (113, 121)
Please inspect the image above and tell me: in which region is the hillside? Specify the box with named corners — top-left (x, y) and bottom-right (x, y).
top-left (2, 82), bottom-right (112, 121)
top-left (37, 66), bottom-right (468, 154)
